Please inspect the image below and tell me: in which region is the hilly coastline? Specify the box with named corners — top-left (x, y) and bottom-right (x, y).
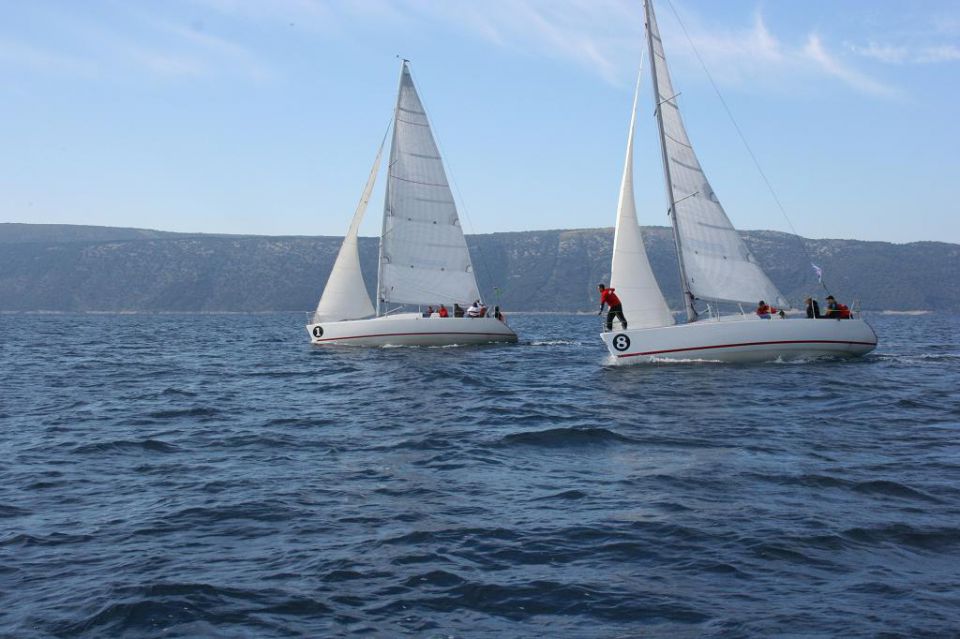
top-left (1, 223), bottom-right (957, 313)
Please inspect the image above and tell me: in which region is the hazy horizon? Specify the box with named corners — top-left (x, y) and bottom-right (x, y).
top-left (3, 220), bottom-right (956, 246)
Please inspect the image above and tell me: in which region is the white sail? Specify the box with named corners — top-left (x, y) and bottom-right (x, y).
top-left (645, 0), bottom-right (785, 308)
top-left (610, 64), bottom-right (674, 330)
top-left (377, 62), bottom-right (480, 309)
top-left (313, 139), bottom-right (383, 322)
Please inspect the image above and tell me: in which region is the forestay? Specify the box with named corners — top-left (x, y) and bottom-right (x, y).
top-left (645, 0), bottom-right (784, 308)
top-left (610, 62), bottom-right (675, 330)
top-left (378, 62), bottom-right (480, 308)
top-left (314, 139), bottom-right (382, 322)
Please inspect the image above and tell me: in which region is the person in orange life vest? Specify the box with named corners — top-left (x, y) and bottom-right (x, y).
top-left (823, 295), bottom-right (851, 319)
top-left (597, 283), bottom-right (627, 331)
top-left (756, 300), bottom-right (778, 319)
top-left (437, 305), bottom-right (449, 318)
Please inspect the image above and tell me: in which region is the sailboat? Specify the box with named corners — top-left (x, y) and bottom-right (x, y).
top-left (306, 61), bottom-right (517, 347)
top-left (601, 0), bottom-right (877, 364)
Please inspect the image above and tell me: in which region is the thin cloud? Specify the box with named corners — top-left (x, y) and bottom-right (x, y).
top-left (179, 0), bottom-right (901, 96)
top-left (803, 34), bottom-right (898, 97)
top-left (427, 1), bottom-right (897, 97)
top-left (0, 37), bottom-right (97, 76)
top-left (0, 1), bottom-right (271, 82)
top-left (849, 41), bottom-right (960, 64)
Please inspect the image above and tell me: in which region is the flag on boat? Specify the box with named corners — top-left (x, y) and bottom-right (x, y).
top-left (811, 263), bottom-right (823, 283)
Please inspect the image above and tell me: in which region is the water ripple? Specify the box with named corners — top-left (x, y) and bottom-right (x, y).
top-left (1, 312), bottom-right (959, 637)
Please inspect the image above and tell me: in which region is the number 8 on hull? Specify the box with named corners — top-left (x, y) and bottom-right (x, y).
top-left (601, 0), bottom-right (876, 364)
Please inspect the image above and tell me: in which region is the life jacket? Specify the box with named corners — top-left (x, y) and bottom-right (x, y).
top-left (838, 304), bottom-right (851, 319)
top-left (756, 304), bottom-right (774, 316)
top-left (438, 306), bottom-right (449, 318)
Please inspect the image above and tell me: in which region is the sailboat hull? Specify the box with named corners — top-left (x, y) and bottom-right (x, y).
top-left (307, 313), bottom-right (517, 347)
top-left (601, 316), bottom-right (877, 364)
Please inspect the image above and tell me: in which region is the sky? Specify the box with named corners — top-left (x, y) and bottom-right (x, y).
top-left (1, 0), bottom-right (958, 244)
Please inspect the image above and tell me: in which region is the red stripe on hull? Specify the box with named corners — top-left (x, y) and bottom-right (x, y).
top-left (314, 331), bottom-right (513, 343)
top-left (618, 339), bottom-right (878, 358)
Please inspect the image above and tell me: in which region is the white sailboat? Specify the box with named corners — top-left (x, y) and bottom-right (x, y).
top-left (307, 61), bottom-right (517, 347)
top-left (601, 0), bottom-right (877, 364)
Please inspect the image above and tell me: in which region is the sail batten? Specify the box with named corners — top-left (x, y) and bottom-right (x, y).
top-left (645, 0), bottom-right (785, 309)
top-left (377, 62), bottom-right (480, 308)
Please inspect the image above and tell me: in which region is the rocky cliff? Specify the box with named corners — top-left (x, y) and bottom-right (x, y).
top-left (1, 223), bottom-right (956, 312)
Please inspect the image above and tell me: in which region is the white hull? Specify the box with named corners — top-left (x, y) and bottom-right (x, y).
top-left (307, 313), bottom-right (517, 347)
top-left (601, 316), bottom-right (877, 364)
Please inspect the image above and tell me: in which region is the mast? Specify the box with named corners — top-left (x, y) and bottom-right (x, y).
top-left (644, 0), bottom-right (697, 323)
top-left (376, 59), bottom-right (407, 317)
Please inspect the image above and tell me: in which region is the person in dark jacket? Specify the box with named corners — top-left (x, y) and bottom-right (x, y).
top-left (597, 283), bottom-right (627, 331)
top-left (805, 297), bottom-right (821, 318)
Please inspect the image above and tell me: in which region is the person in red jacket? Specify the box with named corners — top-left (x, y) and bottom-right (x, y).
top-left (756, 300), bottom-right (776, 318)
top-left (598, 283), bottom-right (627, 331)
top-left (437, 305), bottom-right (449, 318)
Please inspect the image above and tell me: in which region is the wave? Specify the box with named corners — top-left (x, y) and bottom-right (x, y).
top-left (71, 439), bottom-right (180, 455)
top-left (500, 427), bottom-right (633, 448)
top-left (146, 406), bottom-right (221, 419)
top-left (1, 531), bottom-right (94, 547)
top-left (843, 523), bottom-right (960, 551)
top-left (531, 489), bottom-right (588, 501)
top-left (0, 503), bottom-right (32, 518)
top-left (53, 581), bottom-right (320, 637)
top-left (852, 480), bottom-right (944, 503)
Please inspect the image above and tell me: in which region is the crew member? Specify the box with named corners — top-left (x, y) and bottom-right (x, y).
top-left (597, 284), bottom-right (627, 331)
top-left (824, 295), bottom-right (851, 319)
top-left (466, 300), bottom-right (483, 318)
top-left (756, 300), bottom-right (779, 319)
top-left (805, 297), bottom-right (821, 319)
top-left (438, 305), bottom-right (449, 318)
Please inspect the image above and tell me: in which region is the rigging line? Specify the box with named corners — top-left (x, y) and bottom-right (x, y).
top-left (662, 0), bottom-right (827, 301)
top-left (414, 77), bottom-right (498, 306)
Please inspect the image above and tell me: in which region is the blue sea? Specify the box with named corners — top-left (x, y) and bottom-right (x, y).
top-left (2, 312), bottom-right (959, 637)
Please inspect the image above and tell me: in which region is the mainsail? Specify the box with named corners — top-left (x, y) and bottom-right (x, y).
top-left (313, 137), bottom-right (383, 322)
top-left (377, 62), bottom-right (480, 310)
top-left (610, 62), bottom-right (675, 329)
top-left (644, 0), bottom-right (784, 310)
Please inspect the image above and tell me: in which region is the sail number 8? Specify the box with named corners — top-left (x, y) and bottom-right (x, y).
top-left (613, 334), bottom-right (631, 351)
